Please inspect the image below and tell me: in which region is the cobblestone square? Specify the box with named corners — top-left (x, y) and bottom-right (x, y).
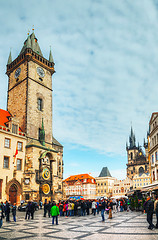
top-left (0, 210), bottom-right (158, 240)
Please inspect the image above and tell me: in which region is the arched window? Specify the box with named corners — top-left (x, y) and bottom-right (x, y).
top-left (130, 152), bottom-right (133, 160)
top-left (139, 167), bottom-right (144, 175)
top-left (37, 98), bottom-right (43, 111)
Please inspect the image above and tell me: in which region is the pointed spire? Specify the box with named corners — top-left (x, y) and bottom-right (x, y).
top-left (129, 126), bottom-right (136, 149)
top-left (49, 46), bottom-right (54, 63)
top-left (26, 35), bottom-right (31, 48)
top-left (7, 50), bottom-right (12, 65)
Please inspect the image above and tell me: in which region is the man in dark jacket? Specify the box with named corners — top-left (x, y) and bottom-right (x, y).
top-left (145, 196), bottom-right (155, 230)
top-left (5, 201), bottom-right (10, 222)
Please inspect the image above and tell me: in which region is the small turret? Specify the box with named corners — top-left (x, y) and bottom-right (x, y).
top-left (49, 47), bottom-right (54, 63)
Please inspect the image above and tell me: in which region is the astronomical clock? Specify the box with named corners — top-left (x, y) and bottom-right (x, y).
top-left (38, 154), bottom-right (53, 200)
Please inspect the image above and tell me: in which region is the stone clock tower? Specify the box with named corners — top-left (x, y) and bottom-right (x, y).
top-left (6, 31), bottom-right (63, 202)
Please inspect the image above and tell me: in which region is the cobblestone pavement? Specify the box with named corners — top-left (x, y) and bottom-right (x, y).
top-left (0, 210), bottom-right (158, 240)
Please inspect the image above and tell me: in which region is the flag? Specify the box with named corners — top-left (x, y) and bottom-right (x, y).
top-left (13, 146), bottom-right (18, 164)
top-left (14, 147), bottom-right (18, 158)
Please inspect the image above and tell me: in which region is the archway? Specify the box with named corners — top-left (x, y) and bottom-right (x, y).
top-left (9, 184), bottom-right (17, 205)
top-left (139, 167), bottom-right (144, 175)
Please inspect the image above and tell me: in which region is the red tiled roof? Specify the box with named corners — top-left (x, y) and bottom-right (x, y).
top-left (63, 173), bottom-right (95, 182)
top-left (0, 109), bottom-right (11, 126)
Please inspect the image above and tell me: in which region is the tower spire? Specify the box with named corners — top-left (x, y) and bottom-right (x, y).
top-left (129, 126), bottom-right (136, 148)
top-left (49, 46), bottom-right (54, 63)
top-left (7, 50), bottom-right (12, 65)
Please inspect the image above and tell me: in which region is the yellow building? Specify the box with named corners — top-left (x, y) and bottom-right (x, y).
top-left (113, 178), bottom-right (133, 197)
top-left (95, 167), bottom-right (116, 198)
top-left (133, 173), bottom-right (150, 190)
top-left (0, 31), bottom-right (63, 204)
top-left (0, 110), bottom-right (26, 204)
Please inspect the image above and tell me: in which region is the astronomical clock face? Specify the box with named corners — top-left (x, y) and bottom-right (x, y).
top-left (42, 184), bottom-right (50, 195)
top-left (42, 167), bottom-right (50, 180)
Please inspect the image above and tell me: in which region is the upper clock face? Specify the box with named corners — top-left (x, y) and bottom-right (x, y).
top-left (37, 67), bottom-right (45, 78)
top-left (15, 68), bottom-right (21, 79)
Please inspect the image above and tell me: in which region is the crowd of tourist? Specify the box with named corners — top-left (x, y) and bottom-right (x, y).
top-left (0, 195), bottom-right (158, 229)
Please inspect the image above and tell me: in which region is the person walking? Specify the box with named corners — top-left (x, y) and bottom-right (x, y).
top-left (12, 203), bottom-right (17, 222)
top-left (50, 202), bottom-right (59, 225)
top-left (108, 200), bottom-right (113, 219)
top-left (0, 203), bottom-right (4, 228)
top-left (5, 201), bottom-right (10, 222)
top-left (100, 200), bottom-right (106, 222)
top-left (30, 202), bottom-right (36, 220)
top-left (25, 201), bottom-right (31, 220)
top-left (43, 199), bottom-right (48, 217)
top-left (145, 196), bottom-right (155, 230)
top-left (92, 200), bottom-right (97, 216)
top-left (47, 201), bottom-right (52, 218)
top-left (154, 195), bottom-right (158, 229)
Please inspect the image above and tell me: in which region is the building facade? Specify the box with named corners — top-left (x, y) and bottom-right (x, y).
top-left (126, 127), bottom-right (149, 180)
top-left (133, 173), bottom-right (150, 190)
top-left (63, 174), bottom-right (96, 199)
top-left (149, 113), bottom-right (158, 183)
top-left (95, 167), bottom-right (116, 198)
top-left (112, 178), bottom-right (133, 197)
top-left (0, 31), bottom-right (63, 204)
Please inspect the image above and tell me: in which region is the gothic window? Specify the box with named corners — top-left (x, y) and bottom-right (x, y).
top-left (152, 155), bottom-right (154, 164)
top-left (139, 167), bottom-right (144, 175)
top-left (145, 165), bottom-right (147, 171)
top-left (130, 152), bottom-right (133, 160)
top-left (153, 171), bottom-right (155, 181)
top-left (37, 98), bottom-right (43, 111)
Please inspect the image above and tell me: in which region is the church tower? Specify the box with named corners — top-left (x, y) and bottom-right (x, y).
top-left (6, 31), bottom-right (63, 202)
top-left (6, 32), bottom-right (54, 143)
top-left (126, 127), bottom-right (149, 180)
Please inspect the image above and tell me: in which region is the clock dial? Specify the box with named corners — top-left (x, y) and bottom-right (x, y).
top-left (25, 179), bottom-right (30, 184)
top-left (15, 68), bottom-right (21, 79)
top-left (42, 168), bottom-right (50, 180)
top-left (37, 67), bottom-right (45, 78)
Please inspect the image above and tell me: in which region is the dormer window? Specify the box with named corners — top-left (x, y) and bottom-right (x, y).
top-left (12, 124), bottom-right (18, 134)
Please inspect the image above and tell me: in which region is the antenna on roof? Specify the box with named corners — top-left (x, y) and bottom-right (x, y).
top-left (32, 25), bottom-right (34, 31)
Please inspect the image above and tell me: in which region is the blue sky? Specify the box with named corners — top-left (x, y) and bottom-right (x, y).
top-left (1, 0), bottom-right (158, 179)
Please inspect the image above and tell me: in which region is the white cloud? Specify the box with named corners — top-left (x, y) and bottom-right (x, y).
top-left (0, 0), bottom-right (158, 175)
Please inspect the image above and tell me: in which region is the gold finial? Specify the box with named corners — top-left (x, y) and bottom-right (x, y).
top-left (27, 29), bottom-right (30, 35)
top-left (32, 25), bottom-right (34, 31)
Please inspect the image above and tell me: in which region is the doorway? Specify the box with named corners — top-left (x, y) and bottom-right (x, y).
top-left (9, 184), bottom-right (17, 204)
